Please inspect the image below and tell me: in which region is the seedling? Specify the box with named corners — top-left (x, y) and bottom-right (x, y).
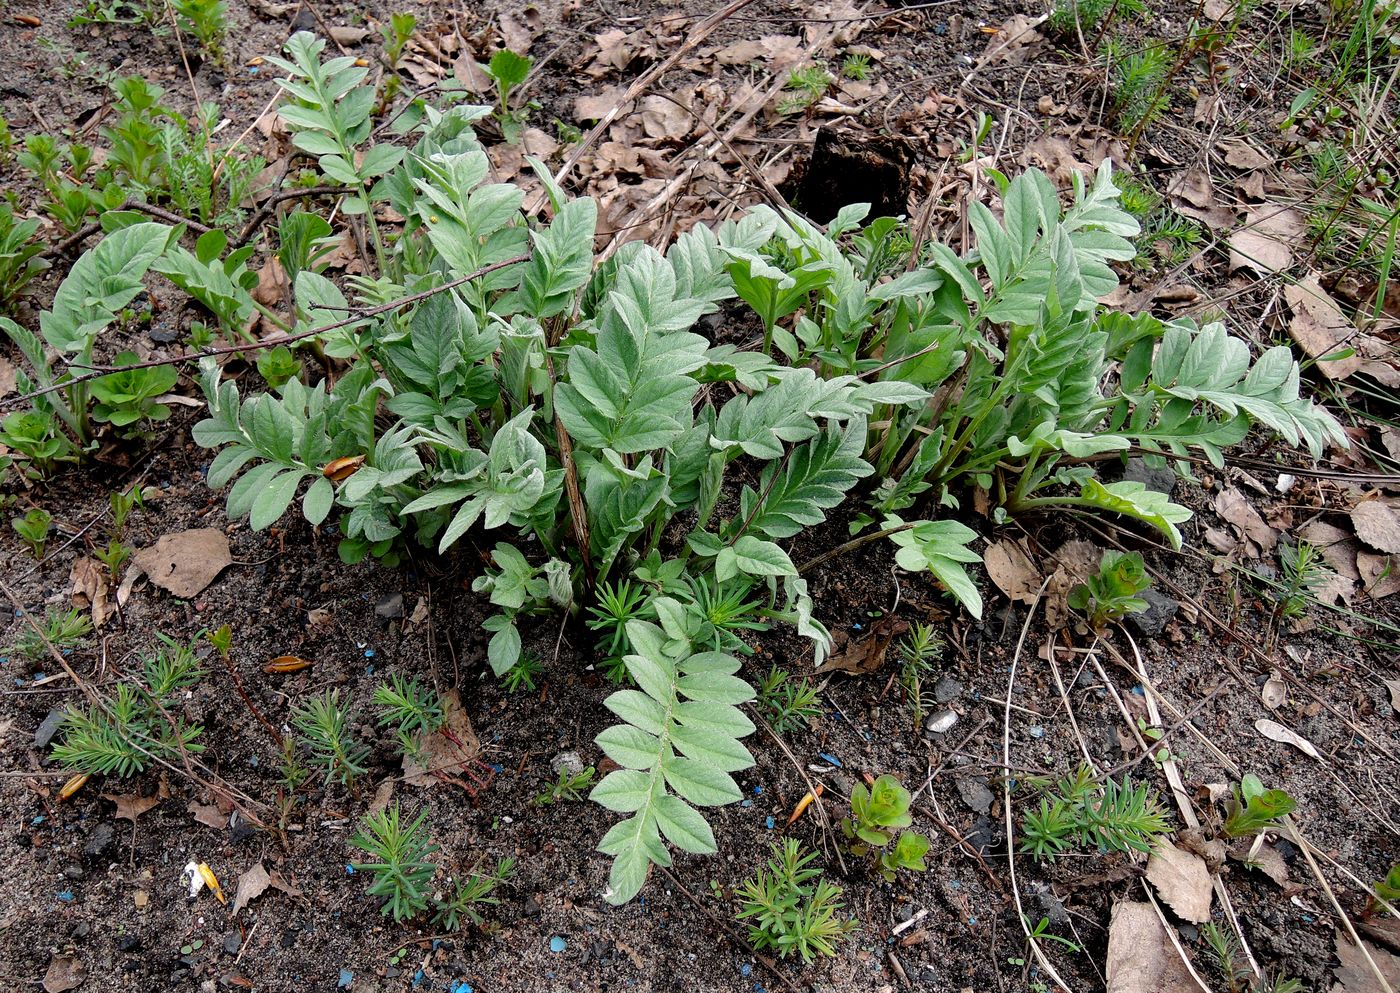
top-left (735, 839), bottom-right (856, 962)
top-left (350, 802), bottom-right (439, 921)
top-left (434, 857), bottom-right (516, 930)
top-left (1068, 550), bottom-right (1153, 628)
top-left (291, 690), bottom-right (370, 786)
top-left (1019, 765), bottom-right (1168, 859)
top-left (842, 774), bottom-right (931, 880)
top-left (373, 674), bottom-right (444, 758)
top-left (13, 606), bottom-right (92, 661)
top-left (1222, 774), bottom-right (1296, 838)
top-left (12, 507), bottom-right (51, 558)
top-left (534, 766), bottom-right (596, 805)
top-left (756, 666), bottom-right (821, 735)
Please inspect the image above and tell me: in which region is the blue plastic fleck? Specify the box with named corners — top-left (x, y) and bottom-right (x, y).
top-left (57, 891), bottom-right (73, 902)
top-left (549, 936), bottom-right (567, 953)
top-left (337, 969), bottom-right (353, 988)
top-left (818, 753), bottom-right (842, 767)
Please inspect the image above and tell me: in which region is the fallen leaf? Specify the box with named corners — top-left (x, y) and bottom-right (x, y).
top-left (102, 791), bottom-right (161, 821)
top-left (1214, 487), bottom-right (1277, 556)
top-left (1255, 718), bottom-right (1322, 759)
top-left (1331, 930), bottom-right (1400, 993)
top-left (984, 540), bottom-right (1042, 604)
top-left (43, 955), bottom-right (85, 993)
top-left (1285, 276), bottom-right (1365, 380)
top-left (813, 615), bottom-right (909, 675)
top-left (1352, 501), bottom-right (1400, 554)
top-left (130, 529), bottom-right (232, 599)
top-left (1105, 901), bottom-right (1199, 993)
top-left (1229, 205), bottom-right (1305, 274)
top-left (1146, 842), bottom-right (1213, 923)
top-left (403, 689), bottom-right (483, 790)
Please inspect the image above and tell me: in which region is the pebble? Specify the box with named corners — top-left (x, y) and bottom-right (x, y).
top-left (550, 751), bottom-right (585, 777)
top-left (923, 708), bottom-right (958, 734)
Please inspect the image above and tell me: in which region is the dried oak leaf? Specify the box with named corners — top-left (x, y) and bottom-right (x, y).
top-left (131, 529), bottom-right (232, 599)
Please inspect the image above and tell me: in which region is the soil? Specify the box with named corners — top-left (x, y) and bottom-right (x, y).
top-left (1, 2), bottom-right (1398, 993)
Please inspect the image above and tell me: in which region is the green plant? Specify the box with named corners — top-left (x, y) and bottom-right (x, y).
top-left (373, 674), bottom-right (444, 758)
top-left (896, 622), bottom-right (941, 731)
top-left (1068, 550), bottom-right (1153, 627)
top-left (12, 507), bottom-right (51, 558)
top-left (51, 636), bottom-right (204, 776)
top-left (0, 202), bottom-right (48, 312)
top-left (1222, 774), bottom-right (1297, 838)
top-left (171, 0), bottom-right (228, 64)
top-left (589, 621), bottom-right (757, 903)
top-left (735, 839), bottom-right (857, 962)
top-left (1019, 765), bottom-right (1169, 859)
top-left (500, 652), bottom-right (542, 693)
top-left (12, 606), bottom-right (93, 661)
top-left (291, 689), bottom-right (370, 786)
top-left (756, 666), bottom-right (821, 735)
top-left (349, 802), bottom-right (439, 921)
top-left (842, 774), bottom-right (931, 880)
top-left (535, 765), bottom-right (597, 805)
top-left (434, 857), bottom-right (516, 930)
top-left (482, 49), bottom-right (533, 144)
top-left (779, 64), bottom-right (832, 114)
top-left (89, 352), bottom-right (179, 434)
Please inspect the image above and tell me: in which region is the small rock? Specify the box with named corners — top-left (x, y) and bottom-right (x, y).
top-left (923, 708), bottom-right (958, 734)
top-left (83, 823), bottom-right (115, 861)
top-left (955, 777), bottom-right (994, 815)
top-left (1122, 457), bottom-right (1178, 497)
top-left (550, 751), bottom-right (585, 777)
top-left (1125, 589), bottom-right (1179, 638)
top-left (933, 675), bottom-right (963, 704)
top-left (34, 709), bottom-right (66, 749)
top-left (223, 933), bottom-right (241, 955)
top-left (375, 593), bottom-right (404, 619)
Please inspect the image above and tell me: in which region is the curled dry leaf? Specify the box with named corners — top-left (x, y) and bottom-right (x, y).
top-left (130, 529), bottom-right (232, 599)
top-left (1351, 500), bottom-right (1400, 554)
top-left (1255, 718), bottom-right (1322, 759)
top-left (984, 540), bottom-right (1042, 604)
top-left (1105, 901), bottom-right (1199, 993)
top-left (1146, 842), bottom-right (1213, 923)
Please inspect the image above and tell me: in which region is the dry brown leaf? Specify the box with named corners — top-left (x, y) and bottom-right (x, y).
top-left (403, 689), bottom-right (482, 790)
top-left (984, 541), bottom-right (1042, 604)
top-left (1331, 930), bottom-right (1400, 993)
top-left (1105, 901), bottom-right (1199, 993)
top-left (814, 615), bottom-right (909, 676)
top-left (1255, 718), bottom-right (1322, 759)
top-left (103, 791), bottom-right (161, 822)
top-left (1214, 487), bottom-right (1277, 555)
top-left (1352, 501), bottom-right (1400, 554)
top-left (43, 955), bottom-right (85, 993)
top-left (1230, 205), bottom-right (1305, 273)
top-left (69, 556), bottom-right (112, 629)
top-left (1146, 842), bottom-right (1213, 923)
top-left (1284, 276), bottom-right (1365, 380)
top-left (131, 529), bottom-right (231, 599)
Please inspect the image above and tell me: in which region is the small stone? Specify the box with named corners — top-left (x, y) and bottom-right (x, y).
top-left (550, 751), bottom-right (585, 777)
top-left (923, 708), bottom-right (958, 734)
top-left (375, 593), bottom-right (404, 619)
top-left (955, 777), bottom-right (994, 815)
top-left (933, 675), bottom-right (963, 704)
top-left (1125, 589), bottom-right (1179, 638)
top-left (223, 933), bottom-right (241, 955)
top-left (34, 709), bottom-right (66, 749)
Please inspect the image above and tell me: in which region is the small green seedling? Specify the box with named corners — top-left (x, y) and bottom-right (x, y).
top-left (735, 839), bottom-right (856, 962)
top-left (534, 765), bottom-right (596, 805)
top-left (1223, 774), bottom-right (1296, 838)
top-left (350, 802), bottom-right (439, 921)
top-left (842, 774), bottom-right (932, 880)
top-left (12, 507), bottom-right (52, 558)
top-left (1069, 550), bottom-right (1153, 627)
